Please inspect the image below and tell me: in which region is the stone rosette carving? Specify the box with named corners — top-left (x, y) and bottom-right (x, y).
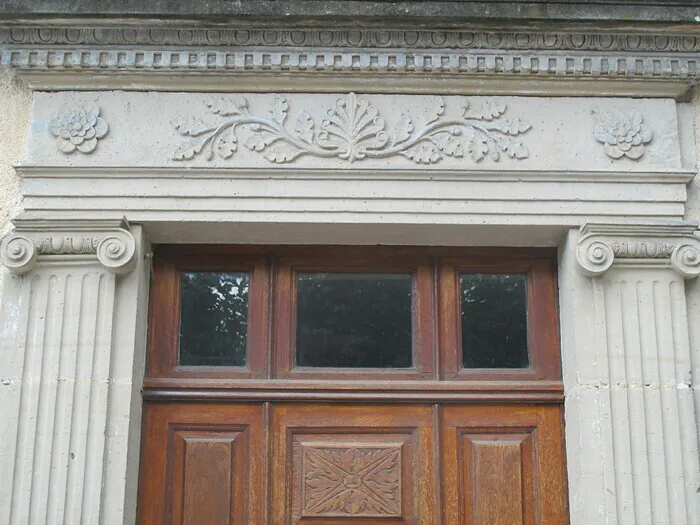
top-left (593, 110), bottom-right (652, 160)
top-left (302, 446), bottom-right (401, 517)
top-left (172, 93), bottom-right (531, 165)
top-left (49, 103), bottom-right (108, 154)
top-left (576, 223), bottom-right (700, 279)
top-left (0, 222), bottom-right (136, 275)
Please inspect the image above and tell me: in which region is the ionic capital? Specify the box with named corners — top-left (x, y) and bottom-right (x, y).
top-left (0, 218), bottom-right (137, 275)
top-left (575, 223), bottom-right (700, 279)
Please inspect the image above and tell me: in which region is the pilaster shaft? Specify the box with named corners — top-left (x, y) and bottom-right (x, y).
top-left (561, 223), bottom-right (700, 525)
top-left (0, 219), bottom-right (149, 525)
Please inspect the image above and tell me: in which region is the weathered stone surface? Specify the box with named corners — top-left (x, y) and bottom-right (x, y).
top-left (0, 0), bottom-right (699, 25)
top-left (27, 92), bottom-right (684, 171)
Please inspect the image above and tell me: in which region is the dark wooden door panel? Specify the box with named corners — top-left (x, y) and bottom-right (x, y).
top-left (138, 403), bottom-right (264, 525)
top-left (441, 405), bottom-right (568, 525)
top-left (272, 404), bottom-right (436, 525)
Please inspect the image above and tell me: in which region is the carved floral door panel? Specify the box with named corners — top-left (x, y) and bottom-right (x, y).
top-left (273, 404), bottom-right (435, 525)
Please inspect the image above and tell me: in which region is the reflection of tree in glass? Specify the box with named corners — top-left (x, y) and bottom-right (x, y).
top-left (296, 273), bottom-right (412, 368)
top-left (179, 272), bottom-right (249, 366)
top-left (460, 274), bottom-right (529, 368)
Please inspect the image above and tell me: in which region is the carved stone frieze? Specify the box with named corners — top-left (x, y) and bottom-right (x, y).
top-left (575, 223), bottom-right (700, 279)
top-left (593, 110), bottom-right (652, 160)
top-left (48, 103), bottom-right (108, 154)
top-left (302, 446), bottom-right (401, 517)
top-left (172, 92), bottom-right (531, 165)
top-left (0, 219), bottom-right (136, 275)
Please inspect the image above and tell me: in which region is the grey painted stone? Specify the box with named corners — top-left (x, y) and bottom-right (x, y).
top-left (0, 0), bottom-right (699, 24)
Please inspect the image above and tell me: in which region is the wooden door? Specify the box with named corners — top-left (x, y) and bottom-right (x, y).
top-left (138, 247), bottom-right (569, 525)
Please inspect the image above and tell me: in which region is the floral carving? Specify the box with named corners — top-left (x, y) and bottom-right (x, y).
top-left (172, 93), bottom-right (531, 165)
top-left (302, 447), bottom-right (401, 517)
top-left (49, 103), bottom-right (108, 154)
top-left (593, 110), bottom-right (652, 160)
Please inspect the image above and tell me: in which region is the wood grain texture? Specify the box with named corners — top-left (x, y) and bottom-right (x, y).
top-left (148, 246), bottom-right (560, 390)
top-left (272, 253), bottom-right (435, 380)
top-left (140, 246), bottom-right (568, 524)
top-left (441, 405), bottom-right (568, 525)
top-left (178, 433), bottom-right (235, 525)
top-left (146, 252), bottom-right (271, 380)
top-left (272, 404), bottom-right (436, 525)
top-left (137, 403), bottom-right (264, 525)
top-left (439, 256), bottom-right (561, 381)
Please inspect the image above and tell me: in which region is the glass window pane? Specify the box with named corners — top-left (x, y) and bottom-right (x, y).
top-left (460, 274), bottom-right (529, 368)
top-left (179, 272), bottom-right (248, 366)
top-left (296, 273), bottom-right (413, 368)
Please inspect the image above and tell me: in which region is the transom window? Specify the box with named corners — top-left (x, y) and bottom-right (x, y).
top-left (148, 246), bottom-right (559, 382)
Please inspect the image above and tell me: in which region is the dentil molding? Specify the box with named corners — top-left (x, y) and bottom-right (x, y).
top-left (2, 26), bottom-right (699, 96)
top-left (0, 218), bottom-right (136, 275)
top-left (576, 223), bottom-right (700, 278)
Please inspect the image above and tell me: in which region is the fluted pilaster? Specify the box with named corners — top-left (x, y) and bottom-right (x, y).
top-left (0, 219), bottom-right (149, 525)
top-left (561, 223), bottom-right (700, 525)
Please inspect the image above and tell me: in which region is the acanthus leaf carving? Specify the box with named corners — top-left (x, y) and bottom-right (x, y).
top-left (171, 93), bottom-right (532, 165)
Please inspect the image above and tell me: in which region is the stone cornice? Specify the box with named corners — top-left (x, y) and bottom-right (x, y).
top-left (3, 26), bottom-right (700, 53)
top-left (576, 223), bottom-right (700, 279)
top-left (1, 1), bottom-right (699, 24)
top-left (0, 218), bottom-right (137, 275)
top-left (2, 25), bottom-right (699, 96)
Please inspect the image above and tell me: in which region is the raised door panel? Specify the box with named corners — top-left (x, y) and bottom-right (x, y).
top-left (138, 403), bottom-right (264, 525)
top-left (272, 404), bottom-right (436, 525)
top-left (441, 405), bottom-right (568, 525)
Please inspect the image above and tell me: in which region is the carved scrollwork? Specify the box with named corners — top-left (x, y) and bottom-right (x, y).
top-left (576, 224), bottom-right (700, 279)
top-left (171, 93), bottom-right (531, 165)
top-left (576, 239), bottom-right (615, 277)
top-left (0, 222), bottom-right (137, 275)
top-left (96, 232), bottom-right (137, 275)
top-left (0, 235), bottom-right (38, 274)
top-left (670, 243), bottom-right (700, 279)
